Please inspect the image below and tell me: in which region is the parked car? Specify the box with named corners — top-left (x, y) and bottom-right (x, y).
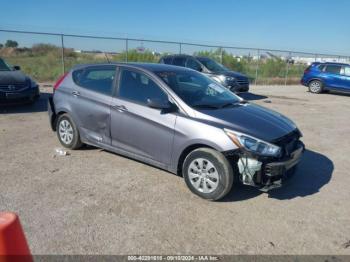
top-left (0, 58), bottom-right (39, 104)
top-left (48, 63), bottom-right (304, 200)
top-left (159, 54), bottom-right (250, 93)
top-left (301, 62), bottom-right (350, 94)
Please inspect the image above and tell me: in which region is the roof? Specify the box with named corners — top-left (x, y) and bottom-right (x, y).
top-left (161, 54), bottom-right (193, 58)
top-left (71, 62), bottom-right (192, 72)
top-left (314, 62), bottom-right (350, 66)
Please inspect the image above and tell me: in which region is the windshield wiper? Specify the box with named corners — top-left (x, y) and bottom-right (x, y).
top-left (192, 104), bottom-right (220, 109)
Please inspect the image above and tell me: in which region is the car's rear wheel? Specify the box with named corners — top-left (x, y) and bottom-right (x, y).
top-left (56, 114), bottom-right (82, 149)
top-left (308, 80), bottom-right (323, 94)
top-left (182, 148), bottom-right (234, 201)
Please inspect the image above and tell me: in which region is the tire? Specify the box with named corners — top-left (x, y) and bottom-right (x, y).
top-left (182, 148), bottom-right (234, 201)
top-left (308, 80), bottom-right (323, 94)
top-left (56, 114), bottom-right (83, 149)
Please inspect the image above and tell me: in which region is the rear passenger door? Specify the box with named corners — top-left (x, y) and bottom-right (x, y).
top-left (110, 67), bottom-right (177, 166)
top-left (71, 65), bottom-right (116, 145)
top-left (323, 64), bottom-right (343, 89)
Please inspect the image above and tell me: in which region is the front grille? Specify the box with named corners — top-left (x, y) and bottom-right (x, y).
top-left (273, 129), bottom-right (301, 157)
top-left (0, 83), bottom-right (27, 92)
top-left (236, 78), bottom-right (249, 86)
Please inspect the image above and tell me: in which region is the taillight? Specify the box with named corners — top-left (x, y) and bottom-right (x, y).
top-left (53, 72), bottom-right (68, 91)
top-left (304, 67), bottom-right (311, 74)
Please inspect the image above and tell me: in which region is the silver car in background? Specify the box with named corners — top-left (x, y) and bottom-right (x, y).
top-left (48, 63), bottom-right (304, 200)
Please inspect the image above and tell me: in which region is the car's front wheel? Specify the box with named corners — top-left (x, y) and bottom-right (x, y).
top-left (182, 148), bottom-right (234, 201)
top-left (308, 80), bottom-right (323, 94)
top-left (56, 114), bottom-right (83, 149)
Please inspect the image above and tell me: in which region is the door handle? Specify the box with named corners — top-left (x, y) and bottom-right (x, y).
top-left (72, 91), bottom-right (80, 96)
top-left (112, 104), bottom-right (128, 112)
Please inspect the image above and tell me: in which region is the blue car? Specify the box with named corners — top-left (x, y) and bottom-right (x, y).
top-left (301, 62), bottom-right (350, 94)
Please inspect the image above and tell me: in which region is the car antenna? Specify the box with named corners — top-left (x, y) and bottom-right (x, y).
top-left (104, 52), bottom-right (111, 63)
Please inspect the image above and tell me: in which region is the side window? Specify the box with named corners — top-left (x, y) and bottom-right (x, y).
top-left (173, 57), bottom-right (186, 67)
top-left (73, 67), bottom-right (116, 95)
top-left (118, 69), bottom-right (168, 105)
top-left (160, 57), bottom-right (173, 64)
top-left (186, 58), bottom-right (202, 71)
top-left (318, 64), bottom-right (326, 71)
top-left (342, 66), bottom-right (350, 76)
top-left (325, 65), bottom-right (341, 75)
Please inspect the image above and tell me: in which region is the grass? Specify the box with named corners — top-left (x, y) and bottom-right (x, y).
top-left (0, 44), bottom-right (307, 84)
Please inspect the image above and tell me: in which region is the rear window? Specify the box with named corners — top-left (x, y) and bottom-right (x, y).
top-left (325, 65), bottom-right (341, 74)
top-left (73, 66), bottom-right (116, 95)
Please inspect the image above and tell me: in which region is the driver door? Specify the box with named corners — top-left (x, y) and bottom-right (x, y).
top-left (110, 67), bottom-right (177, 166)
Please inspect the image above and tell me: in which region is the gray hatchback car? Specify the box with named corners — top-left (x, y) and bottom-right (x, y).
top-left (48, 63), bottom-right (304, 200)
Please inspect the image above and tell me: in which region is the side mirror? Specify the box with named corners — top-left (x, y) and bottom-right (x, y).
top-left (13, 65), bottom-right (21, 71)
top-left (147, 98), bottom-right (174, 110)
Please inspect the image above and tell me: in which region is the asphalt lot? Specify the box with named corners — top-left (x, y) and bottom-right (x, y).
top-left (0, 85), bottom-right (349, 255)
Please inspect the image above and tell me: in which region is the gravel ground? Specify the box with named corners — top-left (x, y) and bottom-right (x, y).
top-left (0, 85), bottom-right (349, 255)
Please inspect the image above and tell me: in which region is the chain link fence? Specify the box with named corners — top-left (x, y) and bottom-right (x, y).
top-left (1, 29), bottom-right (349, 85)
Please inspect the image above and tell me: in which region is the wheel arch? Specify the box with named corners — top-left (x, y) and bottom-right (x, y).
top-left (307, 78), bottom-right (325, 86)
top-left (51, 110), bottom-right (68, 131)
top-left (176, 143), bottom-right (218, 177)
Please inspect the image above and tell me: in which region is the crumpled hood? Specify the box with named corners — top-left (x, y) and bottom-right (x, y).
top-left (195, 103), bottom-right (297, 142)
top-left (0, 71), bottom-right (28, 85)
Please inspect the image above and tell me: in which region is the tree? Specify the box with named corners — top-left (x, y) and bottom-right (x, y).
top-left (0, 43), bottom-right (3, 49)
top-left (5, 40), bottom-right (18, 48)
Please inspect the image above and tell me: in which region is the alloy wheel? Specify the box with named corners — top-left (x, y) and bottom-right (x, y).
top-left (310, 81), bottom-right (321, 93)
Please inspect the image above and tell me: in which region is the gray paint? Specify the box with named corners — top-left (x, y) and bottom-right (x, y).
top-left (52, 63), bottom-right (298, 174)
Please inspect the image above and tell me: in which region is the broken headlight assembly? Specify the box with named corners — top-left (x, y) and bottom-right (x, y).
top-left (224, 129), bottom-right (285, 188)
top-left (224, 129), bottom-right (281, 157)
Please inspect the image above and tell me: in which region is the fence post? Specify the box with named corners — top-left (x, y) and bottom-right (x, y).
top-left (284, 52), bottom-right (291, 86)
top-left (254, 49), bottom-right (260, 85)
top-left (125, 39), bottom-right (128, 62)
top-left (60, 34), bottom-right (65, 74)
top-left (220, 47), bottom-right (223, 64)
top-left (179, 43), bottom-right (182, 54)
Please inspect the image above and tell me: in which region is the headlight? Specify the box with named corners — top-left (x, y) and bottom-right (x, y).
top-left (30, 79), bottom-right (37, 88)
top-left (224, 129), bottom-right (281, 157)
top-left (211, 75), bottom-right (226, 83)
top-left (226, 76), bottom-right (235, 81)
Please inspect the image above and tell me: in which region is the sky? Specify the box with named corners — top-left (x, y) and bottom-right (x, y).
top-left (0, 0), bottom-right (349, 56)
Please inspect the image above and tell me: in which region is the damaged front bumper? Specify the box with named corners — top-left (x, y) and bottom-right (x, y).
top-left (227, 141), bottom-right (305, 192)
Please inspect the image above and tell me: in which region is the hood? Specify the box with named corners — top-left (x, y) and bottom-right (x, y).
top-left (0, 71), bottom-right (28, 85)
top-left (195, 103), bottom-right (297, 142)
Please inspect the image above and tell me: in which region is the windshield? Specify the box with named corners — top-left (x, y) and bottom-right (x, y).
top-left (196, 57), bottom-right (228, 73)
top-left (0, 59), bottom-right (12, 71)
top-left (155, 70), bottom-right (241, 109)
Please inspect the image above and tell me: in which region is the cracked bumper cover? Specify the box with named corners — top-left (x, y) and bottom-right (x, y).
top-left (264, 142), bottom-right (304, 177)
top-left (226, 141), bottom-right (305, 191)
